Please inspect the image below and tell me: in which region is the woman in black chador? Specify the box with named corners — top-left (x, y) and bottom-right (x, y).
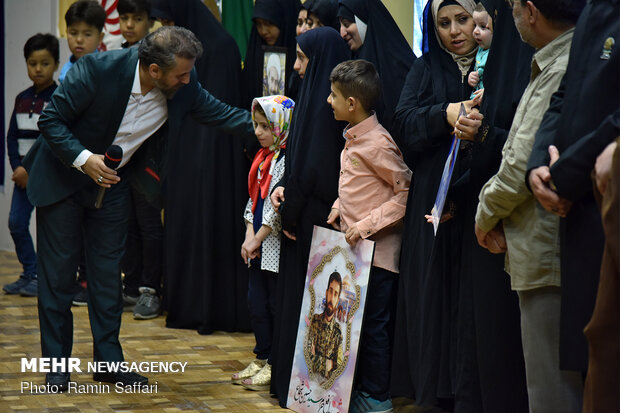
top-left (337, 0), bottom-right (414, 132)
top-left (268, 27), bottom-right (350, 407)
top-left (150, 0), bottom-right (252, 334)
top-left (243, 0), bottom-right (300, 105)
top-left (452, 0), bottom-right (532, 411)
top-left (390, 0), bottom-right (530, 411)
top-left (390, 0), bottom-right (477, 409)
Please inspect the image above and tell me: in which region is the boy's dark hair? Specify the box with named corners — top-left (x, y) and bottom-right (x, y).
top-left (473, 3), bottom-right (487, 14)
top-left (327, 271), bottom-right (342, 296)
top-left (329, 59), bottom-right (381, 112)
top-left (117, 0), bottom-right (152, 16)
top-left (518, 0), bottom-right (584, 26)
top-left (139, 26), bottom-right (203, 72)
top-left (24, 33), bottom-right (60, 62)
top-left (65, 0), bottom-right (106, 31)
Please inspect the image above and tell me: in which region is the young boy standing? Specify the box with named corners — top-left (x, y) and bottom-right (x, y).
top-left (59, 0), bottom-right (106, 306)
top-left (468, 2), bottom-right (493, 99)
top-left (326, 60), bottom-right (411, 412)
top-left (116, 0), bottom-right (163, 320)
top-left (60, 0), bottom-right (105, 82)
top-left (3, 34), bottom-right (60, 297)
top-left (118, 0), bottom-right (154, 48)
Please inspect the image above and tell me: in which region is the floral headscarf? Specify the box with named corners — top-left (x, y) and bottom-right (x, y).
top-left (249, 95), bottom-right (295, 212)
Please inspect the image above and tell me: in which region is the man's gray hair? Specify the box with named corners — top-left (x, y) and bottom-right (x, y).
top-left (139, 26), bottom-right (203, 72)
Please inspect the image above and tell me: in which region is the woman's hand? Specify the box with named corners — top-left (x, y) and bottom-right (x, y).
top-left (446, 98), bottom-right (479, 127)
top-left (271, 186), bottom-right (285, 212)
top-left (454, 110), bottom-right (483, 141)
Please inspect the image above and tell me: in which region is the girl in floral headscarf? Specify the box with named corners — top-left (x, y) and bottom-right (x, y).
top-left (234, 95), bottom-right (295, 390)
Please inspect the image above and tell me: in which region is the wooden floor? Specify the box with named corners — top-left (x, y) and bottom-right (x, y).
top-left (0, 250), bottom-right (427, 413)
top-left (0, 250), bottom-right (284, 412)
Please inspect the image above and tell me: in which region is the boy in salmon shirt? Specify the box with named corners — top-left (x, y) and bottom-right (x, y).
top-left (326, 59), bottom-right (411, 413)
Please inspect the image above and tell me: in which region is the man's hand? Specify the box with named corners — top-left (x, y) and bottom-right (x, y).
top-left (11, 166), bottom-right (29, 189)
top-left (468, 71), bottom-right (480, 88)
top-left (486, 225), bottom-right (507, 254)
top-left (271, 186), bottom-right (285, 212)
top-left (475, 222), bottom-right (489, 249)
top-left (529, 146), bottom-right (572, 217)
top-left (82, 154), bottom-right (120, 188)
top-left (595, 140), bottom-right (617, 195)
top-left (326, 208), bottom-right (341, 230)
top-left (475, 222), bottom-right (507, 254)
top-left (344, 224), bottom-right (362, 246)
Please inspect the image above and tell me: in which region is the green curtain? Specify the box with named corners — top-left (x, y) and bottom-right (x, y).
top-left (222, 0), bottom-right (254, 60)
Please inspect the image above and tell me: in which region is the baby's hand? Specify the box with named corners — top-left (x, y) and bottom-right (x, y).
top-left (468, 71), bottom-right (480, 88)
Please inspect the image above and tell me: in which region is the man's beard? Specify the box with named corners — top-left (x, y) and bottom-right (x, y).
top-left (154, 78), bottom-right (181, 99)
top-left (325, 302), bottom-right (334, 317)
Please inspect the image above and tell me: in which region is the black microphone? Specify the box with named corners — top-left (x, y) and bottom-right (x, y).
top-left (94, 145), bottom-right (123, 209)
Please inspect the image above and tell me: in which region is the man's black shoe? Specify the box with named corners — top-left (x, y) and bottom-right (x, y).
top-left (93, 371), bottom-right (148, 385)
top-left (45, 372), bottom-right (70, 392)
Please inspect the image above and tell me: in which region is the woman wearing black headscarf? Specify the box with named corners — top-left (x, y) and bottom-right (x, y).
top-left (391, 0), bottom-right (530, 411)
top-left (452, 0), bottom-right (532, 411)
top-left (390, 0), bottom-right (477, 410)
top-left (268, 26), bottom-right (350, 407)
top-left (243, 0), bottom-right (300, 106)
top-left (306, 0), bottom-right (340, 30)
top-left (150, 0), bottom-right (252, 334)
top-left (337, 0), bottom-right (414, 132)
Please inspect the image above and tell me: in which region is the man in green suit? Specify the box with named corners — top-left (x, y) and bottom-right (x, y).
top-left (23, 26), bottom-right (253, 391)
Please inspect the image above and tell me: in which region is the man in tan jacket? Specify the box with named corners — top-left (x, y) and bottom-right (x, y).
top-left (475, 0), bottom-right (585, 411)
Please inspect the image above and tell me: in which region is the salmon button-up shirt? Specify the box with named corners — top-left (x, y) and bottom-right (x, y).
top-left (333, 114), bottom-right (412, 273)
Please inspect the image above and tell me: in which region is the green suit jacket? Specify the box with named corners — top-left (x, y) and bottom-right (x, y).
top-left (23, 47), bottom-right (253, 207)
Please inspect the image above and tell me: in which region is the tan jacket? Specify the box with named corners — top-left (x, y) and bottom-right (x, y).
top-left (476, 29), bottom-right (575, 290)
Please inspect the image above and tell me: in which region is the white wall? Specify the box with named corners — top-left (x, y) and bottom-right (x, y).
top-left (2, 0), bottom-right (70, 251)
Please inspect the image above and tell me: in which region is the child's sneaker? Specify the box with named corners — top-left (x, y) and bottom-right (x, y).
top-left (72, 286), bottom-right (88, 306)
top-left (3, 274), bottom-right (31, 294)
top-left (133, 287), bottom-right (161, 319)
top-left (123, 292), bottom-right (139, 311)
top-left (241, 363), bottom-right (271, 391)
top-left (349, 390), bottom-right (393, 413)
top-left (231, 359), bottom-right (266, 385)
top-left (19, 278), bottom-right (38, 297)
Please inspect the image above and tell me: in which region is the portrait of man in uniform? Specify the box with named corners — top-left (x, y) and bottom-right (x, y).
top-left (306, 271), bottom-right (344, 381)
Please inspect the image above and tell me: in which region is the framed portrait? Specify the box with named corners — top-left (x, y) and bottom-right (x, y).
top-left (287, 226), bottom-right (375, 413)
top-left (262, 46), bottom-right (287, 96)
